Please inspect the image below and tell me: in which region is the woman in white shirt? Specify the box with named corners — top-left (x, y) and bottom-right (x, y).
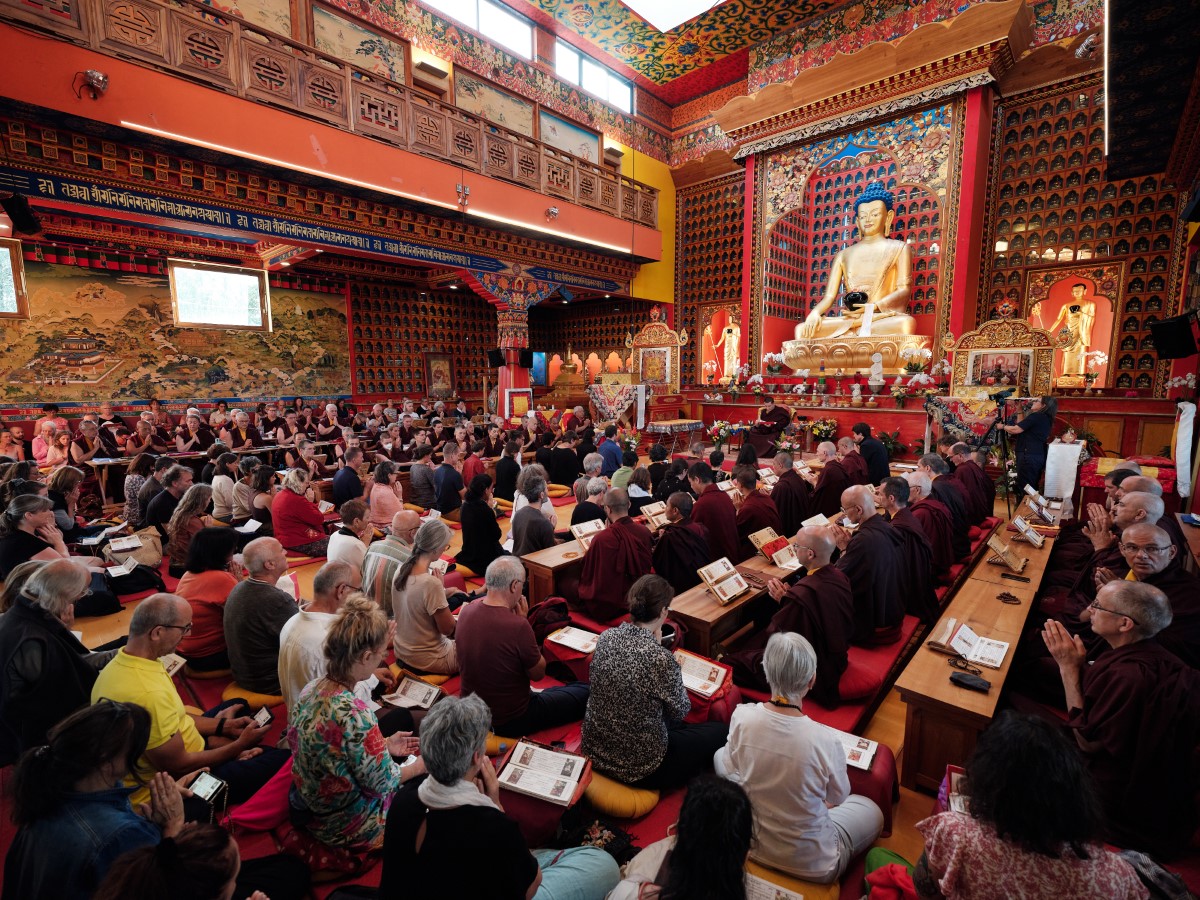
top-left (714, 632), bottom-right (883, 883)
top-left (209, 452), bottom-right (239, 523)
top-left (326, 498), bottom-right (371, 571)
top-left (391, 518), bottom-right (458, 675)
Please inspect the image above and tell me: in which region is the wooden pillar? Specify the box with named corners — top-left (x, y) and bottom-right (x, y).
top-left (949, 85), bottom-right (996, 338)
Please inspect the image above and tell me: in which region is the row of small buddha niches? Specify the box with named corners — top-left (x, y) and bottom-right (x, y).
top-left (981, 77), bottom-right (1187, 394)
top-left (528, 301), bottom-right (659, 383)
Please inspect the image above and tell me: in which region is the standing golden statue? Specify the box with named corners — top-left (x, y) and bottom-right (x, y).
top-left (796, 181), bottom-right (916, 339)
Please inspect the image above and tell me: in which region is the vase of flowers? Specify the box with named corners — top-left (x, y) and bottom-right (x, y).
top-left (1083, 351), bottom-right (1109, 395)
top-left (703, 360), bottom-right (718, 384)
top-left (616, 427), bottom-right (641, 453)
top-left (761, 352), bottom-right (785, 376)
top-left (809, 417), bottom-right (838, 442)
top-left (891, 382), bottom-right (909, 409)
top-left (900, 346), bottom-right (933, 375)
top-left (708, 420), bottom-right (732, 453)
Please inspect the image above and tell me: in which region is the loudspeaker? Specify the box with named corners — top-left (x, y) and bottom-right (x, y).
top-left (486, 348), bottom-right (504, 367)
top-left (0, 193), bottom-right (41, 235)
top-left (518, 349), bottom-right (534, 368)
top-left (1149, 314), bottom-right (1199, 359)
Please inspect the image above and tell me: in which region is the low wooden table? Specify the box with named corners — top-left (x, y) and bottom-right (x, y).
top-left (522, 540), bottom-right (587, 605)
top-left (894, 576), bottom-right (1039, 792)
top-left (669, 556), bottom-right (793, 656)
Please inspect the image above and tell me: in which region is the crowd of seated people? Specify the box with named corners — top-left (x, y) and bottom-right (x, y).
top-left (4, 398), bottom-right (1200, 900)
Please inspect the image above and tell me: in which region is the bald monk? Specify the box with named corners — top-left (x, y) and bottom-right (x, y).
top-left (947, 442), bottom-right (993, 524)
top-left (836, 436), bottom-right (870, 486)
top-left (905, 471), bottom-right (954, 579)
top-left (745, 397), bottom-right (791, 457)
top-left (687, 462), bottom-right (739, 563)
top-left (768, 451), bottom-right (811, 536)
top-left (732, 465), bottom-right (783, 562)
top-left (832, 485), bottom-right (905, 645)
top-left (725, 527), bottom-right (855, 707)
top-left (918, 453), bottom-right (970, 559)
top-left (1045, 466), bottom-right (1142, 574)
top-left (1116, 475), bottom-right (1190, 559)
top-left (650, 492), bottom-right (711, 596)
top-left (1096, 522), bottom-right (1200, 669)
top-left (1044, 579), bottom-right (1200, 857)
top-left (576, 488), bottom-right (653, 623)
top-left (878, 476), bottom-right (939, 623)
top-left (801, 441), bottom-right (852, 519)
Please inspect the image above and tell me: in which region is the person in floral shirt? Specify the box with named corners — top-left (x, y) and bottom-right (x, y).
top-left (288, 595), bottom-right (424, 851)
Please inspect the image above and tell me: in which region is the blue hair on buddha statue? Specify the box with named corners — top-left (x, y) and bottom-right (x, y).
top-left (853, 180), bottom-right (894, 213)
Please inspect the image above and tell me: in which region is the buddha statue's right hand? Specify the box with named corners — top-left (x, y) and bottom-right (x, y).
top-left (799, 311), bottom-right (822, 339)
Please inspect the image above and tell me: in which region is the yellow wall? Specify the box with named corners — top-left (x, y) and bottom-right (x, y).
top-left (610, 140), bottom-right (676, 306)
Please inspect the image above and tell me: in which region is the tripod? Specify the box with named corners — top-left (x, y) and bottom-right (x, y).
top-left (992, 395), bottom-right (1017, 521)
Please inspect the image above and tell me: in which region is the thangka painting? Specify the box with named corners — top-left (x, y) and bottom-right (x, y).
top-left (423, 352), bottom-right (455, 400)
top-left (455, 72), bottom-right (535, 137)
top-left (0, 263), bottom-right (349, 402)
top-left (199, 0), bottom-right (291, 36)
top-left (313, 4), bottom-right (406, 83)
top-left (538, 111), bottom-right (601, 163)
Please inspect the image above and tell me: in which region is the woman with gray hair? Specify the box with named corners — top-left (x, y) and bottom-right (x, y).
top-left (0, 559), bottom-right (115, 764)
top-left (379, 694), bottom-right (620, 900)
top-left (714, 631), bottom-right (883, 883)
top-left (392, 518), bottom-right (460, 675)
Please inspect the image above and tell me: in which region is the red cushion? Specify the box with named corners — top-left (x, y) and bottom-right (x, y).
top-left (946, 563), bottom-right (966, 582)
top-left (839, 659), bottom-right (885, 702)
top-left (967, 526), bottom-right (982, 541)
top-left (567, 610), bottom-right (630, 632)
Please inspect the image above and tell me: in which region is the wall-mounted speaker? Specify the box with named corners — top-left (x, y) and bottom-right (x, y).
top-left (518, 349), bottom-right (534, 368)
top-left (486, 348), bottom-right (504, 367)
top-left (1149, 313), bottom-right (1199, 360)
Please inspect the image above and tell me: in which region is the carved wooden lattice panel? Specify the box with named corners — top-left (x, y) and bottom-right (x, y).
top-left (543, 154), bottom-right (575, 202)
top-left (409, 103), bottom-right (449, 157)
top-left (620, 187), bottom-right (636, 220)
top-left (483, 133), bottom-right (515, 180)
top-left (598, 180), bottom-right (618, 215)
top-left (577, 170), bottom-right (600, 209)
top-left (171, 18), bottom-right (236, 89)
top-left (98, 0), bottom-right (167, 63)
top-left (638, 193), bottom-right (657, 227)
top-left (448, 119), bottom-right (481, 171)
top-left (0, 0), bottom-right (85, 37)
top-left (352, 83), bottom-right (406, 147)
top-left (298, 61), bottom-right (347, 125)
top-left (243, 44), bottom-right (297, 107)
top-left (514, 146), bottom-right (540, 190)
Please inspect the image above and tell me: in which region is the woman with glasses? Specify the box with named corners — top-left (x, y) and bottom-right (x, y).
top-left (715, 631), bottom-right (883, 883)
top-left (0, 559), bottom-right (116, 765)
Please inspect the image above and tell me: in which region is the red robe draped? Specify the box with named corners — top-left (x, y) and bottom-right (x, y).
top-left (949, 459), bottom-right (992, 525)
top-left (745, 406), bottom-right (791, 457)
top-left (840, 450), bottom-right (870, 486)
top-left (836, 515), bottom-right (906, 644)
top-left (577, 515), bottom-right (653, 622)
top-left (727, 566), bottom-right (855, 707)
top-left (651, 520), bottom-right (711, 596)
top-left (735, 491), bottom-right (783, 562)
top-left (811, 459), bottom-right (852, 519)
top-left (770, 469), bottom-right (812, 537)
top-left (910, 497), bottom-right (954, 577)
top-left (691, 483), bottom-right (739, 563)
top-left (1135, 565), bottom-right (1200, 670)
top-left (930, 478), bottom-right (971, 560)
top-left (888, 507), bottom-right (940, 623)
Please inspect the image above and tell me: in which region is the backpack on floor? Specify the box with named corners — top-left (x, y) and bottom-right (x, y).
top-left (527, 597), bottom-right (571, 645)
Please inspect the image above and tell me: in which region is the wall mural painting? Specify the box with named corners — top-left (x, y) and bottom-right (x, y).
top-left (313, 4), bottom-right (406, 83)
top-left (538, 111), bottom-right (601, 163)
top-left (199, 0), bottom-right (292, 36)
top-left (0, 263), bottom-right (349, 402)
top-left (455, 72), bottom-right (536, 138)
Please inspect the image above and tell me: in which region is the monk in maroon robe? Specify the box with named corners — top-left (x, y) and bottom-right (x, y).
top-left (905, 471), bottom-right (954, 578)
top-left (878, 477), bottom-right (939, 623)
top-left (745, 397), bottom-right (791, 458)
top-left (836, 437), bottom-right (871, 486)
top-left (727, 527), bottom-right (854, 707)
top-left (1045, 579), bottom-right (1200, 858)
top-left (731, 466), bottom-right (783, 562)
top-left (920, 455), bottom-right (970, 560)
top-left (577, 488), bottom-right (653, 622)
top-left (834, 485), bottom-right (906, 645)
top-left (650, 492), bottom-right (711, 596)
top-left (767, 452), bottom-right (811, 536)
top-left (947, 442), bottom-right (992, 525)
top-left (802, 442), bottom-right (851, 519)
top-left (687, 462), bottom-right (739, 562)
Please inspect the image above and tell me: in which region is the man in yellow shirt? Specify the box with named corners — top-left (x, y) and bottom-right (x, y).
top-left (91, 593), bottom-right (287, 811)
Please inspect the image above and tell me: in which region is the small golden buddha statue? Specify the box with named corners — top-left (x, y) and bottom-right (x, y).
top-left (796, 181), bottom-right (916, 340)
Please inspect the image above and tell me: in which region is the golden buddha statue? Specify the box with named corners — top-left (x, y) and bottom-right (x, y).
top-left (782, 180), bottom-right (929, 374)
top-left (796, 180), bottom-right (915, 340)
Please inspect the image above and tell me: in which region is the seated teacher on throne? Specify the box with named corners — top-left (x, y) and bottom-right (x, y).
top-left (796, 180), bottom-right (915, 341)
top-left (745, 397), bottom-right (791, 458)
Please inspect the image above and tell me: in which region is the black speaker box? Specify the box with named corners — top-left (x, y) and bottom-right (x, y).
top-left (486, 348), bottom-right (505, 367)
top-left (1149, 314), bottom-right (1199, 360)
top-left (518, 349), bottom-right (534, 368)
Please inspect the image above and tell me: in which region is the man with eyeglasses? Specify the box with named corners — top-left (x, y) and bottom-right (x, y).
top-left (91, 593), bottom-right (288, 814)
top-left (726, 526), bottom-right (854, 707)
top-left (831, 485), bottom-right (905, 646)
top-left (455, 556), bottom-right (589, 737)
top-left (1043, 579), bottom-right (1200, 858)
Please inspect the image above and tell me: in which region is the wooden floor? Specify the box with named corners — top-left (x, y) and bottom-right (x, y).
top-left (78, 462), bottom-right (956, 868)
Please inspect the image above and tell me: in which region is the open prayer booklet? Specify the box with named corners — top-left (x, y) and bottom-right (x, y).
top-left (756, 467), bottom-right (779, 487)
top-left (926, 617), bottom-right (1010, 669)
top-left (640, 500), bottom-right (670, 530)
top-left (107, 534), bottom-right (144, 553)
top-left (498, 741), bottom-right (587, 806)
top-left (717, 479), bottom-right (739, 495)
top-left (107, 557), bottom-right (140, 577)
top-left (80, 522), bottom-right (129, 546)
top-left (674, 648), bottom-right (727, 698)
top-left (820, 723), bottom-right (880, 771)
top-left (159, 653), bottom-right (187, 677)
top-left (747, 527), bottom-right (801, 571)
top-left (317, 500), bottom-right (336, 514)
top-left (801, 512), bottom-right (830, 528)
top-left (382, 675), bottom-right (442, 710)
top-left (745, 873), bottom-right (803, 900)
top-left (1011, 516), bottom-right (1045, 548)
top-left (569, 519), bottom-right (606, 550)
top-left (546, 626), bottom-right (599, 654)
top-left (698, 557), bottom-right (752, 606)
top-left (792, 460), bottom-right (812, 475)
top-left (985, 535), bottom-right (1029, 573)
top-left (235, 518), bottom-right (263, 535)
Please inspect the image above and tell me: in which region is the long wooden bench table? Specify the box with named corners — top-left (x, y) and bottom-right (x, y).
top-left (894, 528), bottom-right (1055, 791)
top-left (522, 540), bottom-right (587, 605)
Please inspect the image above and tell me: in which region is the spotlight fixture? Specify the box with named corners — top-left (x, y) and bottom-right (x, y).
top-left (545, 206), bottom-right (559, 220)
top-left (74, 69), bottom-right (109, 99)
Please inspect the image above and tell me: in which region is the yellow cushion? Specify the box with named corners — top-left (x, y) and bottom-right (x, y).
top-left (403, 503), bottom-right (426, 513)
top-left (183, 666), bottom-right (232, 680)
top-left (485, 732), bottom-right (513, 756)
top-left (495, 499), bottom-right (514, 511)
top-left (453, 563), bottom-right (479, 579)
top-left (745, 860), bottom-right (840, 900)
top-left (221, 683), bottom-right (284, 708)
top-left (547, 484), bottom-right (570, 498)
top-left (583, 771), bottom-right (660, 819)
top-left (388, 664), bottom-right (452, 686)
top-left (184, 705), bottom-right (204, 717)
